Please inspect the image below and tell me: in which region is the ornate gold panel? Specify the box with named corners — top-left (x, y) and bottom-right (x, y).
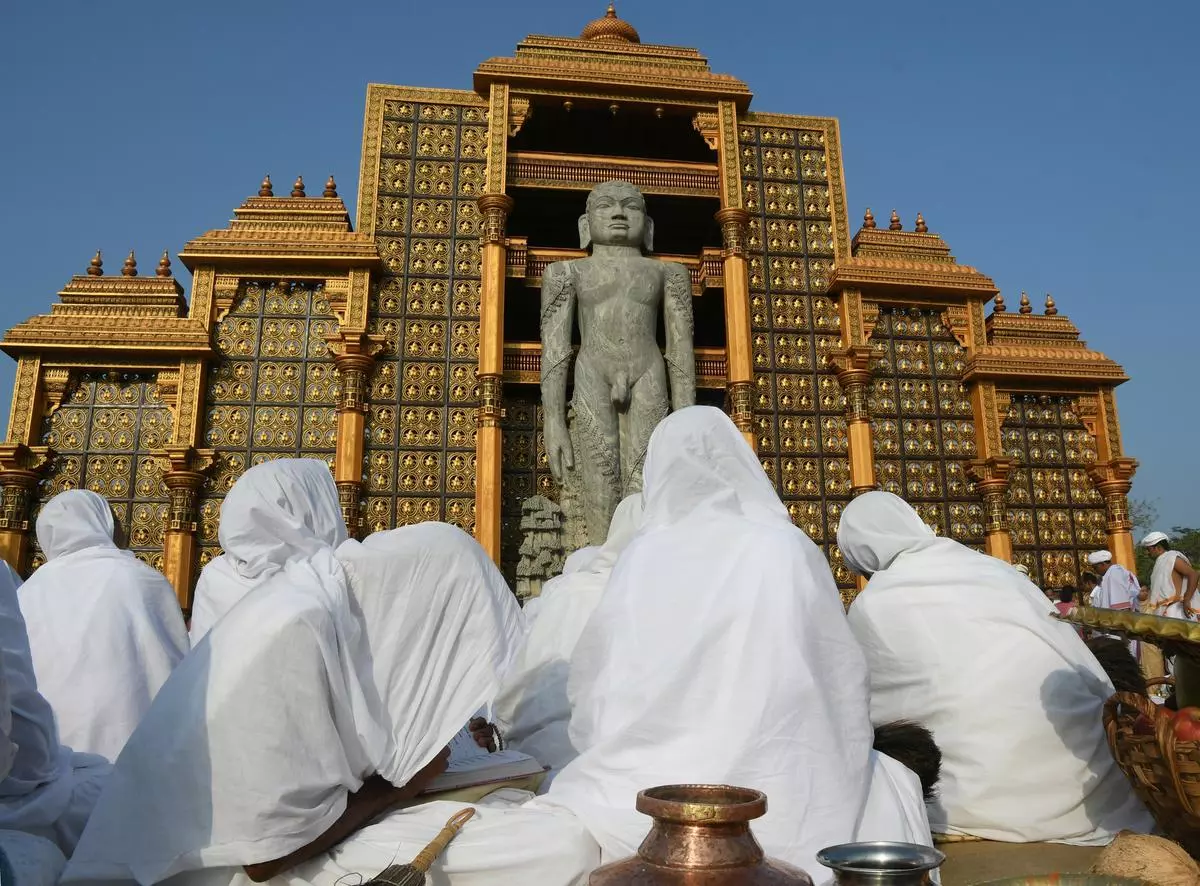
top-left (31, 371), bottom-right (172, 571)
top-left (868, 307), bottom-right (984, 547)
top-left (740, 120), bottom-right (853, 594)
top-left (363, 95), bottom-right (486, 536)
top-left (1003, 393), bottom-right (1106, 587)
top-left (196, 281), bottom-right (339, 567)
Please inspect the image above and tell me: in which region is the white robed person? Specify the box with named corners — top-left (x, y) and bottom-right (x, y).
top-left (1085, 549), bottom-right (1140, 657)
top-left (63, 460), bottom-right (597, 886)
top-left (491, 493), bottom-right (643, 777)
top-left (0, 560), bottom-right (109, 858)
top-left (18, 489), bottom-right (188, 761)
top-left (188, 458), bottom-right (348, 644)
top-left (537, 406), bottom-right (931, 878)
top-left (1141, 531), bottom-right (1199, 620)
top-left (838, 490), bottom-right (1152, 844)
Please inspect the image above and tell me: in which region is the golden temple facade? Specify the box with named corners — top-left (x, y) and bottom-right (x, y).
top-left (0, 8), bottom-right (1137, 607)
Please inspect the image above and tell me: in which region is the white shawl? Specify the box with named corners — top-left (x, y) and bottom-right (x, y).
top-left (542, 406), bottom-right (874, 876)
top-left (1149, 550), bottom-right (1189, 619)
top-left (64, 513), bottom-right (523, 885)
top-left (839, 490), bottom-right (1152, 844)
top-left (0, 562), bottom-right (108, 854)
top-left (19, 490), bottom-right (187, 761)
top-left (492, 494), bottom-right (643, 772)
top-left (188, 458), bottom-right (348, 643)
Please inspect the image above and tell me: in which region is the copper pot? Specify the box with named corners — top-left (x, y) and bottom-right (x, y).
top-left (588, 784), bottom-right (813, 885)
top-left (816, 842), bottom-right (944, 886)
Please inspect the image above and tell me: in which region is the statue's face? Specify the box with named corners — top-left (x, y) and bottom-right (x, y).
top-left (585, 184), bottom-right (647, 247)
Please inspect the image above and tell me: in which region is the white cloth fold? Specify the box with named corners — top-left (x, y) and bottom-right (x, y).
top-left (0, 561), bottom-right (109, 856)
top-left (839, 490), bottom-right (1152, 844)
top-left (492, 495), bottom-right (643, 775)
top-left (189, 458), bottom-right (348, 643)
top-left (541, 406), bottom-right (876, 877)
top-left (1149, 550), bottom-right (1189, 619)
top-left (20, 489), bottom-right (188, 761)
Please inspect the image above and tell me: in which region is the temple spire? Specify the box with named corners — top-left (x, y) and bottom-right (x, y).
top-left (259, 175), bottom-right (273, 197)
top-left (156, 250), bottom-right (172, 277)
top-left (87, 250), bottom-right (103, 276)
top-left (863, 207), bottom-right (876, 229)
top-left (122, 250), bottom-right (137, 277)
top-left (323, 175), bottom-right (338, 198)
top-left (291, 176), bottom-right (306, 197)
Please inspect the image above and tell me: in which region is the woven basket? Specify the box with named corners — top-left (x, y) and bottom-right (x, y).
top-left (1103, 691), bottom-right (1200, 857)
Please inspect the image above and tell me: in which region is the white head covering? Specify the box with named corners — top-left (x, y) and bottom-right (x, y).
top-left (188, 458), bottom-right (348, 643)
top-left (64, 510), bottom-right (523, 885)
top-left (1141, 531), bottom-right (1169, 548)
top-left (838, 491), bottom-right (1151, 843)
top-left (20, 490), bottom-right (187, 761)
top-left (543, 406), bottom-right (873, 875)
top-left (492, 494), bottom-right (644, 770)
top-left (0, 562), bottom-right (108, 854)
top-left (1087, 550), bottom-right (1113, 565)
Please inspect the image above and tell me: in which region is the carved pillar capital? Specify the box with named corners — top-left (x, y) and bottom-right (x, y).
top-left (1089, 457), bottom-right (1138, 533)
top-left (334, 352), bottom-right (373, 414)
top-left (715, 207), bottom-right (751, 257)
top-left (725, 380), bottom-right (754, 435)
top-left (832, 345), bottom-right (874, 424)
top-left (163, 470), bottom-right (205, 532)
top-left (478, 193), bottom-right (515, 245)
top-left (967, 456), bottom-right (1015, 536)
top-left (477, 375), bottom-right (504, 429)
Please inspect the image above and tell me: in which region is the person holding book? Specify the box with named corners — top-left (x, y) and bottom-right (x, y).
top-left (63, 462), bottom-right (598, 886)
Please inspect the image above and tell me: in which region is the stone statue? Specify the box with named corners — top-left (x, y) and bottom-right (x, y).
top-left (540, 180), bottom-right (695, 544)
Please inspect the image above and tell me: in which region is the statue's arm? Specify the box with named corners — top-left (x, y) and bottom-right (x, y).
top-left (663, 262), bottom-right (696, 409)
top-left (540, 262), bottom-right (576, 434)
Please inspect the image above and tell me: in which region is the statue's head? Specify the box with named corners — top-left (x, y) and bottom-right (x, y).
top-left (579, 180), bottom-right (654, 252)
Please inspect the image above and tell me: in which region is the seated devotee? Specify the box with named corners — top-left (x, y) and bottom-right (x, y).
top-left (537, 406), bottom-right (931, 876)
top-left (491, 494), bottom-right (643, 777)
top-left (837, 490), bottom-right (1153, 845)
top-left (18, 489), bottom-right (188, 762)
top-left (188, 456), bottom-right (348, 643)
top-left (63, 462), bottom-right (597, 886)
top-left (0, 560), bottom-right (109, 857)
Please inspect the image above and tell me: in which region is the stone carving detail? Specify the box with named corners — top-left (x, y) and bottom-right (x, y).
top-left (515, 495), bottom-right (565, 601)
top-left (540, 181), bottom-right (695, 544)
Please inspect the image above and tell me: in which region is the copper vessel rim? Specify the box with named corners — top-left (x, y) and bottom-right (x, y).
top-left (636, 784), bottom-right (767, 824)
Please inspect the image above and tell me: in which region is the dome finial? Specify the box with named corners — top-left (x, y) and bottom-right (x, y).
top-left (323, 175), bottom-right (338, 198)
top-left (581, 2), bottom-right (640, 42)
top-left (87, 250), bottom-right (103, 276)
top-left (993, 293), bottom-right (1006, 313)
top-left (157, 250), bottom-right (172, 277)
top-left (291, 176), bottom-right (306, 198)
top-left (259, 175), bottom-right (273, 197)
top-left (889, 209), bottom-right (902, 231)
top-left (1044, 293), bottom-right (1057, 316)
top-left (1019, 290), bottom-right (1032, 314)
top-left (863, 207), bottom-right (876, 229)
top-left (122, 249), bottom-right (137, 277)
top-left (915, 212), bottom-right (928, 233)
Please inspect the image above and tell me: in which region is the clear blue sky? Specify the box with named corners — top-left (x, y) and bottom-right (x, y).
top-left (1, 1), bottom-right (1196, 527)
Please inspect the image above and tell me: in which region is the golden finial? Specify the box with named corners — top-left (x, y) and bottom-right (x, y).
top-left (156, 250), bottom-right (172, 277)
top-left (258, 175), bottom-right (273, 197)
top-left (87, 250), bottom-right (103, 276)
top-left (1044, 293), bottom-right (1057, 316)
top-left (122, 249), bottom-right (137, 277)
top-left (1019, 290), bottom-right (1032, 314)
top-left (291, 176), bottom-right (306, 197)
top-left (993, 293), bottom-right (1006, 313)
top-left (889, 209), bottom-right (902, 231)
top-left (863, 207), bottom-right (877, 229)
top-left (323, 175), bottom-right (338, 198)
top-left (915, 212), bottom-right (928, 233)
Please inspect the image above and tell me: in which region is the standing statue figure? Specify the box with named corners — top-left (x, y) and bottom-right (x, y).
top-left (540, 180), bottom-right (696, 544)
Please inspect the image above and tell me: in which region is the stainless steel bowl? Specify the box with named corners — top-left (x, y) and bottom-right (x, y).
top-left (817, 842), bottom-right (946, 886)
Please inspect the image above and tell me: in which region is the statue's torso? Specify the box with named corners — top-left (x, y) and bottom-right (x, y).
top-left (568, 255), bottom-right (671, 377)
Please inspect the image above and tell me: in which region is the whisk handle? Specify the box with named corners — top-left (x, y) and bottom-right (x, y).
top-left (411, 808), bottom-right (476, 873)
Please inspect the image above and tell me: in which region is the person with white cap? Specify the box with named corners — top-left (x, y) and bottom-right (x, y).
top-left (1085, 550), bottom-right (1139, 614)
top-left (1141, 531), bottom-right (1198, 621)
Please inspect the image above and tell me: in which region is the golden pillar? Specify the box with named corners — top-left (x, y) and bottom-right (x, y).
top-left (716, 207), bottom-right (755, 449)
top-left (833, 345), bottom-right (876, 496)
top-left (1089, 458), bottom-right (1138, 570)
top-left (967, 457), bottom-right (1015, 562)
top-left (334, 348), bottom-right (373, 538)
top-left (163, 469), bottom-right (204, 610)
top-left (0, 444), bottom-right (43, 572)
top-left (475, 192), bottom-right (514, 562)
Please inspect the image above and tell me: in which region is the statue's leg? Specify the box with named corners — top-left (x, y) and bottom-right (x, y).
top-left (571, 361), bottom-right (622, 545)
top-left (623, 365), bottom-right (670, 494)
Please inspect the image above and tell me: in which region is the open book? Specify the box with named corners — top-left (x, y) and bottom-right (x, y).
top-left (421, 725), bottom-right (547, 795)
